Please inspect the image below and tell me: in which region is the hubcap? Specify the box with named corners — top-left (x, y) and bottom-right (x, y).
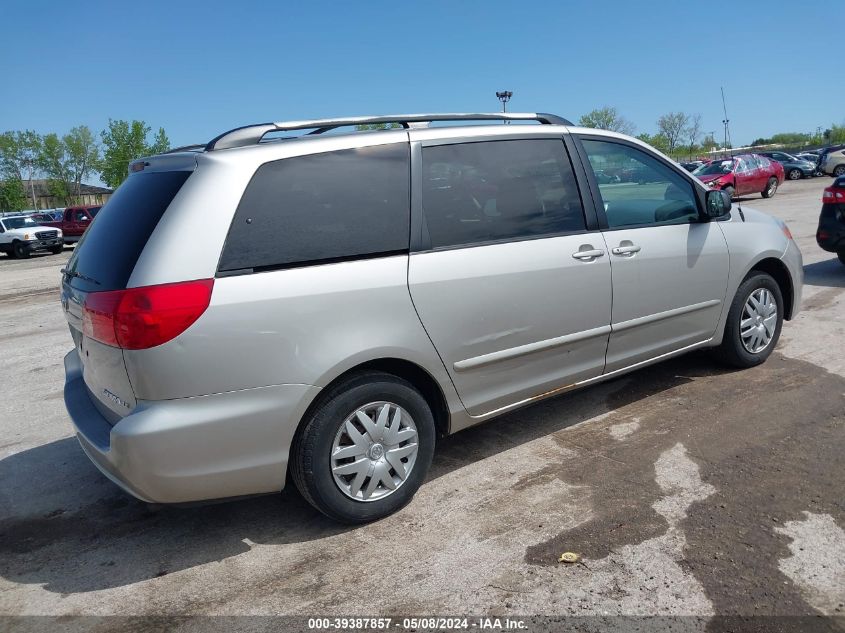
top-left (740, 288), bottom-right (778, 354)
top-left (330, 401), bottom-right (419, 502)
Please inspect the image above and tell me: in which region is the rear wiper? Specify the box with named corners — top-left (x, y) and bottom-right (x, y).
top-left (60, 268), bottom-right (101, 286)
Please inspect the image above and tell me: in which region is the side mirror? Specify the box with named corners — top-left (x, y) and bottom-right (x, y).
top-left (705, 189), bottom-right (732, 219)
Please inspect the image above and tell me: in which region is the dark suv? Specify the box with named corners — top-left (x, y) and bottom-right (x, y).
top-left (817, 176), bottom-right (845, 264)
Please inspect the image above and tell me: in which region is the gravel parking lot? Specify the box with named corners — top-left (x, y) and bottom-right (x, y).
top-left (1, 177), bottom-right (843, 630)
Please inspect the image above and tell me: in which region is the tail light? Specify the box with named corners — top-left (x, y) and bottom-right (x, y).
top-left (823, 188), bottom-right (844, 202)
top-left (82, 279), bottom-right (214, 350)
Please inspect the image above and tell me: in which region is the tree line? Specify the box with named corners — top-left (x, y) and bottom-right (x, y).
top-left (578, 107), bottom-right (711, 160)
top-left (0, 120), bottom-right (170, 212)
top-left (578, 106), bottom-right (845, 160)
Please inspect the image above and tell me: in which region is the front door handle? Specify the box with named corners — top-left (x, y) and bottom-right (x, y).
top-left (611, 243), bottom-right (641, 256)
top-left (572, 248), bottom-right (605, 261)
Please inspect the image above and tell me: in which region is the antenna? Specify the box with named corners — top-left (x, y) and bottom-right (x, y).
top-left (721, 87), bottom-right (732, 158)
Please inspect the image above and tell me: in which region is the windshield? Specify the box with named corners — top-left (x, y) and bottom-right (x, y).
top-left (2, 217), bottom-right (38, 230)
top-left (694, 160), bottom-right (735, 176)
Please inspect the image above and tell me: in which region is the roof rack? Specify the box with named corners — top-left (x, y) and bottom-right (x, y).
top-left (165, 144), bottom-right (207, 154)
top-left (205, 112), bottom-right (572, 151)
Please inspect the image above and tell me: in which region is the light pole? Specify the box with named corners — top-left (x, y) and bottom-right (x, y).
top-left (496, 91), bottom-right (512, 123)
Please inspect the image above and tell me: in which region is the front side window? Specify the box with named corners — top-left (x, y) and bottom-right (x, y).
top-left (219, 143), bottom-right (410, 272)
top-left (421, 139), bottom-right (585, 249)
top-left (581, 139), bottom-right (700, 228)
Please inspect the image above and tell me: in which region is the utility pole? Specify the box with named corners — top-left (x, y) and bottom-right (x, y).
top-left (721, 87), bottom-right (732, 156)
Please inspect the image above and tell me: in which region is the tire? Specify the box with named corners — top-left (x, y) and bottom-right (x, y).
top-left (723, 185), bottom-right (736, 200)
top-left (290, 371), bottom-right (436, 523)
top-left (761, 177), bottom-right (778, 198)
top-left (714, 272), bottom-right (784, 368)
top-left (787, 169), bottom-right (802, 180)
top-left (834, 165), bottom-right (845, 177)
top-left (12, 241), bottom-right (29, 259)
top-left (49, 246), bottom-right (63, 255)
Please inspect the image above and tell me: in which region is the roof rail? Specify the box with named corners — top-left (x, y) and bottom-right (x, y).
top-left (205, 112), bottom-right (572, 151)
top-left (165, 144), bottom-right (207, 154)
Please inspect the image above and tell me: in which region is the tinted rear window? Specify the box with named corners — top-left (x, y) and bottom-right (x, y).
top-left (65, 171), bottom-right (190, 291)
top-left (218, 143), bottom-right (410, 272)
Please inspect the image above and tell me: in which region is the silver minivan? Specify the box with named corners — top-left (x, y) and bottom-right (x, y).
top-left (62, 113), bottom-right (803, 522)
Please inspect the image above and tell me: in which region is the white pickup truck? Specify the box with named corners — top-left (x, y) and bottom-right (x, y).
top-left (0, 215), bottom-right (64, 258)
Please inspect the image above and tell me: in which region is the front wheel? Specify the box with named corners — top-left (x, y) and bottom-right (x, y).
top-left (50, 245), bottom-right (63, 254)
top-left (834, 165), bottom-right (845, 177)
top-left (723, 185), bottom-right (736, 200)
top-left (290, 371), bottom-right (436, 523)
top-left (761, 177), bottom-right (778, 198)
top-left (787, 168), bottom-right (802, 180)
top-left (714, 272), bottom-right (783, 368)
top-left (12, 241), bottom-right (29, 259)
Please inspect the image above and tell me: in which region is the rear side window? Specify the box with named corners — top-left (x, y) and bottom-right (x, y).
top-left (421, 139), bottom-right (585, 249)
top-left (219, 143), bottom-right (410, 272)
top-left (65, 171), bottom-right (190, 292)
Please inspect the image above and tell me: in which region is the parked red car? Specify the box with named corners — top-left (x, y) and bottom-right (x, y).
top-left (693, 154), bottom-right (785, 199)
top-left (38, 204), bottom-right (102, 244)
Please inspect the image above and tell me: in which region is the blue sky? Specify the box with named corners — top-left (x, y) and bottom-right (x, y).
top-left (1, 0), bottom-right (841, 152)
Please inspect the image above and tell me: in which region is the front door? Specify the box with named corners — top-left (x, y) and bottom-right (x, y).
top-left (408, 137), bottom-right (613, 416)
top-left (579, 137), bottom-right (730, 372)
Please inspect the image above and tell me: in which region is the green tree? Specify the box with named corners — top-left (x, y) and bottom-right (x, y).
top-left (636, 132), bottom-right (670, 153)
top-left (685, 114), bottom-right (702, 158)
top-left (656, 112), bottom-right (690, 154)
top-left (64, 126), bottom-right (100, 199)
top-left (99, 119), bottom-right (171, 188)
top-left (828, 124), bottom-right (845, 145)
top-left (578, 106), bottom-right (635, 135)
top-left (769, 132), bottom-right (811, 146)
top-left (0, 130), bottom-right (42, 210)
top-left (38, 133), bottom-right (73, 205)
top-left (0, 177), bottom-right (27, 212)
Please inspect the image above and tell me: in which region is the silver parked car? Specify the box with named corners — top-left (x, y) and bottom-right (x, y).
top-left (62, 113), bottom-right (803, 522)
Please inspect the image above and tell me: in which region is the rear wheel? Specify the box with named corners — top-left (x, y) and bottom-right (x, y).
top-left (787, 168), bottom-right (802, 180)
top-left (761, 177), bottom-right (778, 198)
top-left (714, 272), bottom-right (783, 368)
top-left (291, 371), bottom-right (436, 523)
top-left (12, 241), bottom-right (29, 259)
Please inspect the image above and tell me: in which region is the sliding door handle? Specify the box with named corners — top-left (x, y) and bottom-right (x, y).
top-left (611, 244), bottom-right (641, 256)
top-left (572, 249), bottom-right (605, 261)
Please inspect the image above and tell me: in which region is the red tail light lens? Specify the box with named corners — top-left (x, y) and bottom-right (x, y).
top-left (82, 279), bottom-right (214, 350)
top-left (823, 188), bottom-right (844, 202)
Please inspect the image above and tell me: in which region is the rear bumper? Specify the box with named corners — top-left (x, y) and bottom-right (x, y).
top-left (816, 218), bottom-right (845, 253)
top-left (63, 349), bottom-right (320, 503)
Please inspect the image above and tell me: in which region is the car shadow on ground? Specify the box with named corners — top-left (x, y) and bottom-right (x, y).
top-left (0, 352), bottom-right (736, 595)
top-left (803, 258), bottom-right (845, 288)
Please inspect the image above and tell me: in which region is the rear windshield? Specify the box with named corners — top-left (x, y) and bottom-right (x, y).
top-left (64, 171), bottom-right (190, 291)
